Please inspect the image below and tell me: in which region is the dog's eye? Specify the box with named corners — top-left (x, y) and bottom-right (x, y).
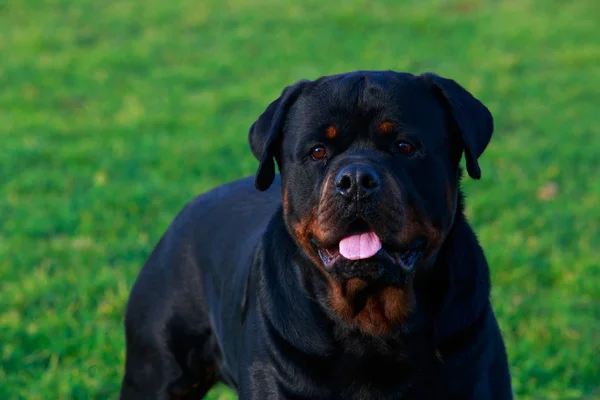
top-left (310, 146), bottom-right (327, 161)
top-left (396, 141), bottom-right (415, 156)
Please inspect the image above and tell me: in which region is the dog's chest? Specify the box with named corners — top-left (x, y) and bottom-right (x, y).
top-left (296, 347), bottom-right (438, 399)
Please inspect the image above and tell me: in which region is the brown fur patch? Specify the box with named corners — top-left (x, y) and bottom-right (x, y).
top-left (292, 210), bottom-right (322, 269)
top-left (345, 277), bottom-right (368, 296)
top-left (289, 174), bottom-right (335, 270)
top-left (282, 187), bottom-right (289, 214)
top-left (404, 209), bottom-right (446, 266)
top-left (329, 282), bottom-right (415, 336)
top-left (379, 172), bottom-right (449, 273)
top-left (325, 125), bottom-right (337, 139)
top-left (378, 121), bottom-right (393, 133)
top-left (400, 197), bottom-right (448, 267)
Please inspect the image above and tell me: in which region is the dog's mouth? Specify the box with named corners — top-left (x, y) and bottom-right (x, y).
top-left (311, 220), bottom-right (424, 274)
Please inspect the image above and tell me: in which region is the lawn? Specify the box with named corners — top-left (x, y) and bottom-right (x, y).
top-left (1, 0), bottom-right (599, 398)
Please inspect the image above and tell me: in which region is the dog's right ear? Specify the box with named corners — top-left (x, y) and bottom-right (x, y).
top-left (249, 80), bottom-right (309, 191)
top-left (419, 73), bottom-right (494, 180)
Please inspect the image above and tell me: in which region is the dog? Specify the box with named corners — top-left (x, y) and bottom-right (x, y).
top-left (120, 70), bottom-right (513, 399)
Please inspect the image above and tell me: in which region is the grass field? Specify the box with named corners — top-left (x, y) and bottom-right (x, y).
top-left (1, 0), bottom-right (599, 398)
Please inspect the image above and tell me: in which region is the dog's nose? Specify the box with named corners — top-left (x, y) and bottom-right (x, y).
top-left (335, 164), bottom-right (381, 199)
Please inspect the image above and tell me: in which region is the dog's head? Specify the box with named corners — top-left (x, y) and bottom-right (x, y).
top-left (249, 71), bottom-right (493, 335)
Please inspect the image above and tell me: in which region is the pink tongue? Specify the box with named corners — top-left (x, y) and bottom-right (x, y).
top-left (339, 232), bottom-right (382, 260)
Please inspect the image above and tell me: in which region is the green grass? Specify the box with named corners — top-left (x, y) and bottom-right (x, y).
top-left (1, 0), bottom-right (599, 398)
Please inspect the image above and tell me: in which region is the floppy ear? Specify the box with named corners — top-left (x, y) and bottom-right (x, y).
top-left (248, 80), bottom-right (309, 191)
top-left (419, 73), bottom-right (494, 179)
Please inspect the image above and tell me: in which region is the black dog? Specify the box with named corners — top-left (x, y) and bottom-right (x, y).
top-left (120, 71), bottom-right (513, 399)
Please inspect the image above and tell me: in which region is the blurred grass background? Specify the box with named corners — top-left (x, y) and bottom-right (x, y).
top-left (1, 0), bottom-right (599, 399)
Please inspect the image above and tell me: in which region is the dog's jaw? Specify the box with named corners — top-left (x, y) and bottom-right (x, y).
top-left (283, 205), bottom-right (417, 336)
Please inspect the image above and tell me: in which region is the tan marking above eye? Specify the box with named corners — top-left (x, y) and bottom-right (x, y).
top-left (325, 125), bottom-right (337, 139)
top-left (378, 121), bottom-right (393, 133)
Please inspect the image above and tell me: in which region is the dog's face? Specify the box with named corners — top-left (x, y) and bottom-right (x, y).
top-left (249, 71), bottom-right (493, 335)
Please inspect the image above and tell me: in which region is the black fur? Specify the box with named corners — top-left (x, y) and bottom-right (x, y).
top-left (120, 70), bottom-right (512, 399)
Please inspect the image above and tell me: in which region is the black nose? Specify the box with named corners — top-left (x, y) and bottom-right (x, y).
top-left (335, 164), bottom-right (381, 199)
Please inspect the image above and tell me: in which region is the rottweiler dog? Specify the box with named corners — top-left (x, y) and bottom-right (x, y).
top-left (120, 71), bottom-right (513, 399)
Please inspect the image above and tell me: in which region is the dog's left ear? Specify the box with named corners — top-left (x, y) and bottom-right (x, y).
top-left (248, 80), bottom-right (309, 191)
top-left (419, 73), bottom-right (494, 179)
